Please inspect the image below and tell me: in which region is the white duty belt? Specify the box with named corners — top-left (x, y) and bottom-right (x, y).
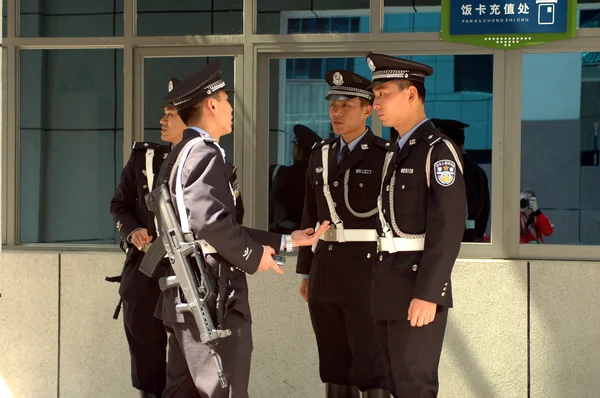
top-left (377, 237), bottom-right (425, 252)
top-left (320, 228), bottom-right (378, 242)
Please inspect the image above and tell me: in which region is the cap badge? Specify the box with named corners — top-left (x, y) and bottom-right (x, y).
top-left (168, 80), bottom-right (174, 92)
top-left (332, 72), bottom-right (344, 86)
top-left (367, 57), bottom-right (376, 72)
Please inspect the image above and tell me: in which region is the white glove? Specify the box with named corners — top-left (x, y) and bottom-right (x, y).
top-left (529, 197), bottom-right (539, 212)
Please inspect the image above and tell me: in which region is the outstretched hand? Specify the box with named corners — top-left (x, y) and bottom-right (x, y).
top-left (290, 221), bottom-right (331, 248)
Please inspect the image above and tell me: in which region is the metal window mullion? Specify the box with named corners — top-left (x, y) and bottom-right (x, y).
top-left (1, 48), bottom-right (6, 246)
top-left (488, 49), bottom-right (507, 260)
top-left (233, 53), bottom-right (244, 189)
top-left (370, 0), bottom-right (383, 34)
top-left (11, 37), bottom-right (125, 49)
top-left (132, 35), bottom-right (244, 47)
top-left (123, 0), bottom-right (135, 158)
top-left (7, 44), bottom-right (17, 245)
top-left (242, 0), bottom-right (255, 226)
top-left (503, 50), bottom-right (523, 259)
top-left (7, 0), bottom-right (17, 39)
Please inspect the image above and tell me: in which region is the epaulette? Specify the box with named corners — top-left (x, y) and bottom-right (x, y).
top-left (422, 128), bottom-right (444, 147)
top-left (373, 136), bottom-right (394, 151)
top-left (311, 136), bottom-right (337, 151)
top-left (132, 141), bottom-right (164, 150)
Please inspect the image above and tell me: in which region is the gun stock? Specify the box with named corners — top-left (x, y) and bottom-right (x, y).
top-left (145, 184), bottom-right (231, 388)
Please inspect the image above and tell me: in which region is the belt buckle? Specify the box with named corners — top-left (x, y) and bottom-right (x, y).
top-left (324, 229), bottom-right (337, 242)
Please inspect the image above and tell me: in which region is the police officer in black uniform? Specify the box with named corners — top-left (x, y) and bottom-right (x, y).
top-left (109, 78), bottom-right (185, 398)
top-left (269, 124), bottom-right (321, 234)
top-left (366, 53), bottom-right (467, 398)
top-left (431, 118), bottom-right (490, 242)
top-left (156, 59), bottom-right (329, 398)
top-left (297, 69), bottom-right (391, 398)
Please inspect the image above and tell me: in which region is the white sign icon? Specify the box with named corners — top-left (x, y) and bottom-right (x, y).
top-left (537, 0), bottom-right (558, 25)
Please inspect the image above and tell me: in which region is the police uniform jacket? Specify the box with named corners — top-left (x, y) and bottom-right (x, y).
top-left (373, 121), bottom-right (466, 320)
top-left (110, 142), bottom-right (170, 307)
top-left (297, 129), bottom-right (393, 303)
top-left (463, 153), bottom-right (490, 241)
top-left (157, 128), bottom-right (282, 324)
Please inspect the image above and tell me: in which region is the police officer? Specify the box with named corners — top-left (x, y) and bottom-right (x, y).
top-left (109, 78), bottom-right (185, 398)
top-left (366, 53), bottom-right (467, 398)
top-left (297, 69), bottom-right (391, 398)
top-left (431, 118), bottom-right (490, 242)
top-left (269, 124), bottom-right (321, 234)
top-left (157, 59), bottom-right (329, 398)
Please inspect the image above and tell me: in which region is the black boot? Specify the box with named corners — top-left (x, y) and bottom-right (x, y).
top-left (326, 383), bottom-right (361, 398)
top-left (362, 389), bottom-right (392, 398)
top-left (138, 392), bottom-right (160, 398)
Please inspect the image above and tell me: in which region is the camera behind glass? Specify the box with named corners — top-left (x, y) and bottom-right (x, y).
top-left (520, 198), bottom-right (529, 209)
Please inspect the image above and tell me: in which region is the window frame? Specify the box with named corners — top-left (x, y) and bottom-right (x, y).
top-left (0, 0), bottom-right (596, 261)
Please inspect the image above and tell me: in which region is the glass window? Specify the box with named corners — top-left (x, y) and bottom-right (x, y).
top-left (267, 55), bottom-right (493, 243)
top-left (520, 52), bottom-right (600, 245)
top-left (579, 1), bottom-right (600, 28)
top-left (19, 49), bottom-right (123, 244)
top-left (257, 0), bottom-right (369, 34)
top-left (383, 0), bottom-right (441, 33)
top-left (137, 0), bottom-right (242, 36)
top-left (143, 56), bottom-right (235, 158)
top-left (20, 0), bottom-right (124, 37)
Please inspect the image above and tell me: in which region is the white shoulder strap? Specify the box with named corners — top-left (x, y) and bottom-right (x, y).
top-left (175, 137), bottom-right (206, 233)
top-left (145, 149), bottom-right (155, 192)
top-left (426, 139), bottom-right (464, 188)
top-left (272, 165), bottom-right (282, 182)
top-left (321, 145), bottom-right (345, 234)
top-left (377, 151), bottom-right (395, 238)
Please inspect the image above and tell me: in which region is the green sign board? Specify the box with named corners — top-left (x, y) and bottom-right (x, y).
top-left (441, 0), bottom-right (578, 50)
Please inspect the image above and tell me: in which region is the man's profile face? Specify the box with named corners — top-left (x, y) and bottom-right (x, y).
top-left (160, 106), bottom-right (186, 144)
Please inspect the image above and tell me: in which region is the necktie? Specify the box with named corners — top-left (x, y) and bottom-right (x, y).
top-left (338, 145), bottom-right (350, 165)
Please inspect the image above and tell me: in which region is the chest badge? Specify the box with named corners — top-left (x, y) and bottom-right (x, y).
top-left (316, 167), bottom-right (323, 173)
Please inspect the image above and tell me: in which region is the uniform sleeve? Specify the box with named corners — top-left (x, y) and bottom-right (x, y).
top-left (177, 144), bottom-right (264, 274)
top-left (534, 211), bottom-right (554, 237)
top-left (243, 227), bottom-right (282, 253)
top-left (110, 151), bottom-right (143, 243)
top-left (413, 141), bottom-right (467, 306)
top-left (296, 152), bottom-right (319, 275)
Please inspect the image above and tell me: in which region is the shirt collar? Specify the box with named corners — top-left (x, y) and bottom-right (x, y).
top-left (339, 128), bottom-right (369, 153)
top-left (397, 118), bottom-right (429, 150)
top-left (187, 126), bottom-right (226, 159)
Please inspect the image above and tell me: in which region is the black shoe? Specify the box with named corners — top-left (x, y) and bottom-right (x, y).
top-left (362, 389), bottom-right (392, 398)
top-left (139, 392), bottom-right (160, 398)
top-left (326, 383), bottom-right (361, 398)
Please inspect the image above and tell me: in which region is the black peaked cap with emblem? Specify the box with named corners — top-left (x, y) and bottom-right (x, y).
top-left (164, 59), bottom-right (228, 110)
top-left (324, 69), bottom-right (374, 103)
top-left (366, 52), bottom-right (434, 87)
top-left (431, 118), bottom-right (470, 146)
top-left (160, 77), bottom-right (180, 107)
top-left (293, 124), bottom-right (321, 151)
